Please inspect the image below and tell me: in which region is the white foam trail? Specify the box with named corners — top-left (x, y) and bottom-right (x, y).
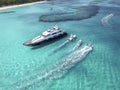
top-left (101, 13), bottom-right (114, 27)
top-left (52, 40), bottom-right (69, 52)
top-left (14, 45), bottom-right (92, 90)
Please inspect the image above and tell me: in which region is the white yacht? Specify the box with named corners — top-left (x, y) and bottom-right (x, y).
top-left (68, 34), bottom-right (76, 41)
top-left (23, 25), bottom-right (67, 46)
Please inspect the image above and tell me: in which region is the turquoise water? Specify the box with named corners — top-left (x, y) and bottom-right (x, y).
top-left (0, 0), bottom-right (120, 90)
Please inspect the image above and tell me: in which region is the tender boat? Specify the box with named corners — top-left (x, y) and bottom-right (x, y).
top-left (70, 39), bottom-right (82, 52)
top-left (76, 40), bottom-right (82, 47)
top-left (68, 34), bottom-right (76, 41)
top-left (23, 25), bottom-right (67, 46)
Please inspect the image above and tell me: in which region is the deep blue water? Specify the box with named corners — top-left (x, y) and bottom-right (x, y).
top-left (0, 0), bottom-right (120, 90)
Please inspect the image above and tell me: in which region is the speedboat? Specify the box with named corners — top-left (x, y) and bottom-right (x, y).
top-left (23, 25), bottom-right (67, 46)
top-left (80, 44), bottom-right (93, 56)
top-left (80, 44), bottom-right (93, 52)
top-left (71, 39), bottom-right (82, 52)
top-left (76, 40), bottom-right (82, 47)
top-left (68, 34), bottom-right (76, 41)
top-left (85, 44), bottom-right (93, 51)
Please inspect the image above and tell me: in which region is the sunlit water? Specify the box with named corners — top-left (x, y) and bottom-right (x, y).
top-left (0, 0), bottom-right (120, 90)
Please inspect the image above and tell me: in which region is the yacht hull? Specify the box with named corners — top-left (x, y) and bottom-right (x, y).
top-left (23, 32), bottom-right (67, 46)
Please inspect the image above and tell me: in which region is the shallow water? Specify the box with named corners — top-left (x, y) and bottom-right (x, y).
top-left (0, 0), bottom-right (120, 90)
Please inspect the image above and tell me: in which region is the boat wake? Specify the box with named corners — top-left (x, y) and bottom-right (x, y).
top-left (52, 40), bottom-right (69, 52)
top-left (52, 34), bottom-right (76, 53)
top-left (101, 13), bottom-right (114, 28)
top-left (12, 45), bottom-right (92, 90)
